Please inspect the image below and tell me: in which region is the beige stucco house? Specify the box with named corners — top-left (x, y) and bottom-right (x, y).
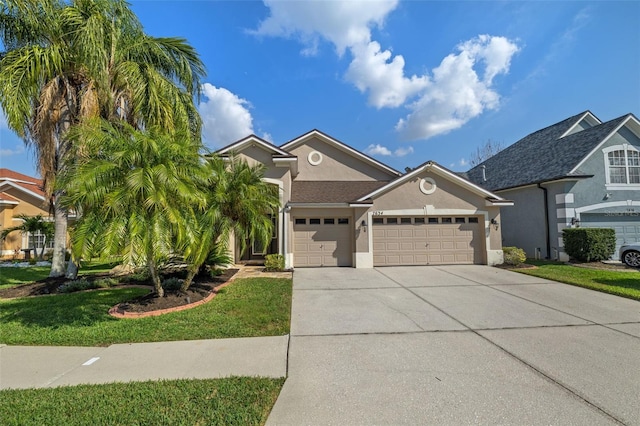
top-left (218, 130), bottom-right (512, 269)
top-left (0, 168), bottom-right (51, 258)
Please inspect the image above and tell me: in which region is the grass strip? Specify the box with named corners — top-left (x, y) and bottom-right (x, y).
top-left (0, 277), bottom-right (292, 346)
top-left (0, 377), bottom-right (284, 426)
top-left (513, 260), bottom-right (640, 301)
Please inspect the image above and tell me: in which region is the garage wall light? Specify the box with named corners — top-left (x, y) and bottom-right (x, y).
top-left (361, 220), bottom-right (367, 232)
top-left (490, 218), bottom-right (499, 230)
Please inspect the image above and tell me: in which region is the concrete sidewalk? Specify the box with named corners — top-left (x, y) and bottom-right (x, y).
top-left (0, 335), bottom-right (288, 390)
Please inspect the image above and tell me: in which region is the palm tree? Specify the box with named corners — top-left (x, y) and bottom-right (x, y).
top-left (0, 0), bottom-right (205, 277)
top-left (0, 214), bottom-right (54, 260)
top-left (60, 119), bottom-right (205, 296)
top-left (180, 156), bottom-right (281, 291)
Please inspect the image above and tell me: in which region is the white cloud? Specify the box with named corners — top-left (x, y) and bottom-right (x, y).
top-left (365, 143), bottom-right (413, 157)
top-left (0, 143), bottom-right (25, 157)
top-left (365, 144), bottom-right (392, 156)
top-left (261, 132), bottom-right (274, 143)
top-left (394, 146), bottom-right (414, 157)
top-left (199, 83), bottom-right (255, 147)
top-left (253, 0), bottom-right (398, 56)
top-left (346, 41), bottom-right (427, 108)
top-left (254, 2), bottom-right (519, 141)
top-left (396, 35), bottom-right (519, 140)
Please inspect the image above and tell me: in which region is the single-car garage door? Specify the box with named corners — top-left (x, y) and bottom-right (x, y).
top-left (294, 217), bottom-right (352, 267)
top-left (581, 214), bottom-right (640, 256)
top-left (373, 216), bottom-right (483, 266)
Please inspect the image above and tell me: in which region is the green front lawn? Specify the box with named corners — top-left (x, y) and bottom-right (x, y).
top-left (0, 277), bottom-right (292, 346)
top-left (0, 259), bottom-right (121, 289)
top-left (513, 260), bottom-right (640, 301)
top-left (0, 377), bottom-right (284, 426)
top-left (0, 266), bottom-right (50, 289)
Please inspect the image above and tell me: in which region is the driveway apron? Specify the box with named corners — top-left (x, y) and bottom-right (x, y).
top-left (267, 266), bottom-right (640, 425)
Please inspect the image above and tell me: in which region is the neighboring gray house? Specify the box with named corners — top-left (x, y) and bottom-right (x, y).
top-left (466, 111), bottom-right (640, 260)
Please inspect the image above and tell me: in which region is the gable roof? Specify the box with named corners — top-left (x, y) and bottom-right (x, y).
top-left (0, 168), bottom-right (45, 201)
top-left (465, 112), bottom-right (635, 191)
top-left (280, 129), bottom-right (402, 177)
top-left (358, 161), bottom-right (511, 205)
top-left (216, 134), bottom-right (294, 157)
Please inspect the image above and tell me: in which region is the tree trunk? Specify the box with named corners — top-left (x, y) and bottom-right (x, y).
top-left (49, 200), bottom-right (68, 277)
top-left (180, 266), bottom-right (198, 292)
top-left (148, 257), bottom-right (164, 297)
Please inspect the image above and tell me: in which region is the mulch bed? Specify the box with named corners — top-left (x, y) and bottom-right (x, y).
top-left (0, 269), bottom-right (239, 314)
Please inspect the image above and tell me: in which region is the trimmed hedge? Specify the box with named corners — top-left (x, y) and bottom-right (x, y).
top-left (563, 228), bottom-right (616, 262)
top-left (503, 247), bottom-right (526, 265)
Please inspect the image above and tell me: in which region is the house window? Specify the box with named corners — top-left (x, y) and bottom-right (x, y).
top-left (372, 218), bottom-right (384, 224)
top-left (428, 218), bottom-right (439, 224)
top-left (27, 231), bottom-right (54, 249)
top-left (400, 217), bottom-right (412, 224)
top-left (604, 145), bottom-right (640, 187)
top-left (386, 218), bottom-right (398, 224)
top-left (468, 217), bottom-right (479, 223)
top-left (441, 217), bottom-right (452, 224)
top-left (309, 218), bottom-right (321, 225)
top-left (414, 217), bottom-right (425, 224)
top-left (455, 217), bottom-right (466, 224)
top-left (338, 218), bottom-right (349, 225)
top-left (295, 218), bottom-right (306, 225)
top-left (323, 218), bottom-right (335, 225)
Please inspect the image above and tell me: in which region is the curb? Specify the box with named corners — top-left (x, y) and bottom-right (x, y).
top-left (108, 277), bottom-right (237, 319)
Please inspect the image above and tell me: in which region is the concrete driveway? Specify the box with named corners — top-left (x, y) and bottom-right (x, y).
top-left (267, 265), bottom-right (640, 425)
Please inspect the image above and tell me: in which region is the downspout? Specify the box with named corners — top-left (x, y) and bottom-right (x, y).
top-left (282, 204), bottom-right (289, 268)
top-left (537, 183), bottom-right (550, 259)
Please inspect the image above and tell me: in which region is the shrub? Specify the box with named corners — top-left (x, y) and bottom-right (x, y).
top-left (563, 228), bottom-right (616, 262)
top-left (94, 277), bottom-right (119, 288)
top-left (162, 277), bottom-right (183, 291)
top-left (503, 246), bottom-right (526, 265)
top-left (264, 254), bottom-right (285, 272)
top-left (28, 257), bottom-right (37, 265)
top-left (58, 278), bottom-right (93, 293)
top-left (210, 268), bottom-right (224, 277)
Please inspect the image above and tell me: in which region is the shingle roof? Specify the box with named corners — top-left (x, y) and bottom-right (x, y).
top-left (465, 112), bottom-right (631, 191)
top-left (290, 181), bottom-right (388, 203)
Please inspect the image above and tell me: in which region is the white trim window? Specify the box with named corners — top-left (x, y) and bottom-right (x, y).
top-left (603, 145), bottom-right (640, 189)
top-left (22, 230), bottom-right (54, 250)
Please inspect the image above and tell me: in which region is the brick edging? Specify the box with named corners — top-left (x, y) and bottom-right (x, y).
top-left (108, 277), bottom-right (237, 319)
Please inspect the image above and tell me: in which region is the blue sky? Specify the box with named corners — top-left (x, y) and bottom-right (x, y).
top-left (1, 0), bottom-right (639, 177)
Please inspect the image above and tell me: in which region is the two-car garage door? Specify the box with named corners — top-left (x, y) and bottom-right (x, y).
top-left (373, 216), bottom-right (483, 266)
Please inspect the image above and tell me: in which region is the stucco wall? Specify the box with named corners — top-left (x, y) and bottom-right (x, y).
top-left (497, 185), bottom-right (548, 258)
top-left (288, 137), bottom-right (396, 181)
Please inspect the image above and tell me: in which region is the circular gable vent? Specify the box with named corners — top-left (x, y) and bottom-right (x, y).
top-left (308, 151), bottom-right (323, 166)
top-left (419, 177), bottom-right (436, 195)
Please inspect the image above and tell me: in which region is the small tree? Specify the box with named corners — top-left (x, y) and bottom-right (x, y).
top-left (180, 156), bottom-right (280, 292)
top-left (60, 120), bottom-right (205, 296)
top-left (469, 139), bottom-right (504, 167)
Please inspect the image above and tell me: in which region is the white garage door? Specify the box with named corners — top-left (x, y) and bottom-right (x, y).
top-left (373, 216), bottom-right (483, 266)
top-left (294, 217), bottom-right (352, 267)
top-left (580, 214), bottom-right (640, 256)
